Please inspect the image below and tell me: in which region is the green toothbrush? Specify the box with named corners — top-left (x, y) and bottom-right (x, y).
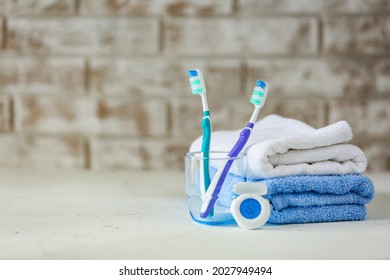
top-left (188, 69), bottom-right (212, 215)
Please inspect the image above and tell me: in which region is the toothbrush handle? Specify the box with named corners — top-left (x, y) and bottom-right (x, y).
top-left (201, 113), bottom-right (211, 191)
top-left (200, 123), bottom-right (253, 218)
top-left (217, 123), bottom-right (253, 189)
top-left (228, 124), bottom-right (253, 157)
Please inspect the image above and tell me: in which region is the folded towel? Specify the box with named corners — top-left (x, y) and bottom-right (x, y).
top-left (217, 172), bottom-right (375, 224)
top-left (190, 114), bottom-right (367, 179)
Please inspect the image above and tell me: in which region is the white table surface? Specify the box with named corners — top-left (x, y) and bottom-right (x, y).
top-left (0, 168), bottom-right (389, 260)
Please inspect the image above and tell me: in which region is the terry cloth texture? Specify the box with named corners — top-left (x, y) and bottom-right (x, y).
top-left (216, 172), bottom-right (375, 224)
top-left (190, 114), bottom-right (367, 179)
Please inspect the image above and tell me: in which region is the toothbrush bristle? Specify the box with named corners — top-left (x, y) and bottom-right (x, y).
top-left (188, 70), bottom-right (199, 77)
top-left (257, 80), bottom-right (267, 89)
top-left (250, 80), bottom-right (269, 107)
top-left (188, 69), bottom-right (205, 95)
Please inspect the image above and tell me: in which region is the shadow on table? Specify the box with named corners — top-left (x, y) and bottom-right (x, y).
top-left (367, 192), bottom-right (390, 220)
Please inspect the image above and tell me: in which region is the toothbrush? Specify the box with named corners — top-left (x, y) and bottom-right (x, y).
top-left (188, 69), bottom-right (212, 206)
top-left (199, 80), bottom-right (269, 219)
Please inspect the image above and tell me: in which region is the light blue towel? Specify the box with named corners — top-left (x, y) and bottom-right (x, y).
top-left (217, 172), bottom-right (375, 224)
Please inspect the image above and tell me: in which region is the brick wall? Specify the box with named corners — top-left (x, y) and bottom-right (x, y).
top-left (0, 0), bottom-right (389, 171)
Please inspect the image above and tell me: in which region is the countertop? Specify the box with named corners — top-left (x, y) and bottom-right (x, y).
top-left (0, 168), bottom-right (389, 260)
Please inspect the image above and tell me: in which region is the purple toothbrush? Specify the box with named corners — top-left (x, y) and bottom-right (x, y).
top-left (199, 80), bottom-right (270, 218)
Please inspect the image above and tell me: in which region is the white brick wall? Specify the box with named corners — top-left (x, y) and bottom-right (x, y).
top-left (0, 96), bottom-right (10, 131)
top-left (0, 0), bottom-right (389, 171)
top-left (0, 0), bottom-right (74, 15)
top-left (164, 17), bottom-right (318, 55)
top-left (8, 18), bottom-right (159, 55)
top-left (0, 57), bottom-right (85, 94)
top-left (0, 134), bottom-right (84, 168)
top-left (247, 58), bottom-right (374, 96)
top-left (237, 0), bottom-right (390, 14)
top-left (79, 0), bottom-right (234, 16)
top-left (323, 16), bottom-right (390, 54)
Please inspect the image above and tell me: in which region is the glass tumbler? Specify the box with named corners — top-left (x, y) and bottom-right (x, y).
top-left (184, 151), bottom-right (247, 226)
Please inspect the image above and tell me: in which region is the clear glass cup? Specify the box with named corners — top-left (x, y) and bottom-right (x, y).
top-left (184, 151), bottom-right (247, 226)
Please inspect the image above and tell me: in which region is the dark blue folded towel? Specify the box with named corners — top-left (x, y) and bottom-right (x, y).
top-left (218, 173), bottom-right (375, 224)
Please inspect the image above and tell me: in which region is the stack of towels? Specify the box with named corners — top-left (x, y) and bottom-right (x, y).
top-left (190, 115), bottom-right (375, 224)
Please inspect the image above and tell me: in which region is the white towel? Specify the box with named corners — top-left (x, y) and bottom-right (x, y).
top-left (190, 114), bottom-right (367, 179)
